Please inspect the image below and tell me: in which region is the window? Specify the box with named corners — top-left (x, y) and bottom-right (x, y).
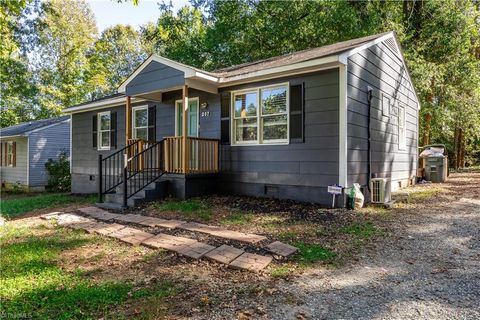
top-left (97, 111), bottom-right (111, 150)
top-left (133, 106), bottom-right (148, 140)
top-left (382, 94), bottom-right (390, 117)
top-left (6, 142), bottom-right (14, 166)
top-left (398, 103), bottom-right (406, 150)
top-left (232, 84), bottom-right (289, 145)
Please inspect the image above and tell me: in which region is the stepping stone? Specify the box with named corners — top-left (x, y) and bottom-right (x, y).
top-left (229, 253), bottom-right (273, 272)
top-left (204, 244), bottom-right (244, 264)
top-left (180, 222), bottom-right (267, 244)
top-left (67, 221), bottom-right (101, 232)
top-left (114, 214), bottom-right (150, 224)
top-left (266, 241), bottom-right (298, 257)
top-left (178, 242), bottom-right (216, 260)
top-left (156, 219), bottom-right (186, 229)
top-left (136, 216), bottom-right (170, 228)
top-left (40, 212), bottom-right (62, 220)
top-left (94, 223), bottom-right (126, 236)
top-left (77, 207), bottom-right (120, 221)
top-left (108, 227), bottom-right (154, 245)
top-left (142, 233), bottom-right (197, 251)
top-left (56, 214), bottom-right (92, 226)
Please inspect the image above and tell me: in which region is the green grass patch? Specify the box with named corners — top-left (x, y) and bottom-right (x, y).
top-left (0, 225), bottom-right (179, 319)
top-left (340, 221), bottom-right (382, 239)
top-left (270, 266), bottom-right (291, 278)
top-left (294, 241), bottom-right (336, 264)
top-left (152, 199), bottom-right (212, 221)
top-left (0, 193), bottom-right (96, 219)
top-left (399, 187), bottom-right (446, 204)
top-left (219, 212), bottom-right (254, 225)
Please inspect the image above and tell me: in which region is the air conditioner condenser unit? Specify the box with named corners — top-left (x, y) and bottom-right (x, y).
top-left (370, 178), bottom-right (391, 204)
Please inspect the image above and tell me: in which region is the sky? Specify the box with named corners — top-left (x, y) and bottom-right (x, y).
top-left (87, 0), bottom-right (190, 32)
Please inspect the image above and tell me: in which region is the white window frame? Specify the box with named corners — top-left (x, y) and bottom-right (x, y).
top-left (398, 103), bottom-right (407, 150)
top-left (97, 111), bottom-right (111, 150)
top-left (175, 97), bottom-right (200, 137)
top-left (6, 141), bottom-right (14, 167)
top-left (132, 105), bottom-right (149, 140)
top-left (231, 82), bottom-right (289, 146)
top-left (382, 93), bottom-right (390, 117)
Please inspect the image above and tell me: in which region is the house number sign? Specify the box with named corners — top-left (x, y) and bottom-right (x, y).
top-left (201, 111), bottom-right (210, 117)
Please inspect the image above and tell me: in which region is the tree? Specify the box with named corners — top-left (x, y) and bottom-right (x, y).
top-left (0, 0), bottom-right (39, 127)
top-left (87, 25), bottom-right (147, 99)
top-left (33, 0), bottom-right (97, 117)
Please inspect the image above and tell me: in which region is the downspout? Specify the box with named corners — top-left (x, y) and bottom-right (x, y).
top-left (366, 86), bottom-right (373, 193)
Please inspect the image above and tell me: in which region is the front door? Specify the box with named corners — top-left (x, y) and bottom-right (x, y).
top-left (176, 98), bottom-right (199, 137)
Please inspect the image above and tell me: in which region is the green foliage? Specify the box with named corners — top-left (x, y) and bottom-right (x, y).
top-left (294, 241), bottom-right (336, 264)
top-left (219, 212), bottom-right (254, 226)
top-left (45, 151), bottom-right (71, 192)
top-left (340, 221), bottom-right (383, 239)
top-left (0, 193), bottom-right (96, 219)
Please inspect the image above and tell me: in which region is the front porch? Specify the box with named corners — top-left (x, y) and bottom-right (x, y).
top-left (98, 83), bottom-right (220, 208)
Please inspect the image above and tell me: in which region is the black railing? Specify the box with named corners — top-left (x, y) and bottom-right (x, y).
top-left (98, 140), bottom-right (141, 203)
top-left (122, 139), bottom-right (165, 207)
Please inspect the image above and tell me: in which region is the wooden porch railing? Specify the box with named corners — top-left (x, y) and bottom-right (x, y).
top-left (164, 136), bottom-right (219, 174)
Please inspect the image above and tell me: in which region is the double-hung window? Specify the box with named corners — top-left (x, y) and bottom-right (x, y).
top-left (97, 111), bottom-right (111, 150)
top-left (6, 142), bottom-right (14, 166)
top-left (133, 106), bottom-right (148, 140)
top-left (232, 84), bottom-right (289, 145)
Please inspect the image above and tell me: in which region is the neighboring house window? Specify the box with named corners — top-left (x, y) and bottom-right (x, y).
top-left (132, 106), bottom-right (148, 140)
top-left (398, 103), bottom-right (406, 150)
top-left (232, 83), bottom-right (289, 145)
top-left (97, 111), bottom-right (111, 150)
top-left (2, 141), bottom-right (16, 167)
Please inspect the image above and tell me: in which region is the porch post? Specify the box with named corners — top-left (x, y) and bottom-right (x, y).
top-left (125, 96), bottom-right (132, 145)
top-left (182, 85), bottom-right (188, 173)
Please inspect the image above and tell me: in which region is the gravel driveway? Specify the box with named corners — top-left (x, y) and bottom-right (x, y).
top-left (270, 172), bottom-right (480, 319)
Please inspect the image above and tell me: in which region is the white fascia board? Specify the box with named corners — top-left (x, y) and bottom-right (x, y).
top-left (338, 31), bottom-right (421, 109)
top-left (218, 55), bottom-right (340, 84)
top-left (63, 97), bottom-right (145, 114)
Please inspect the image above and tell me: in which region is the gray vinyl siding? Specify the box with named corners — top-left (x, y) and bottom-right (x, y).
top-left (70, 92), bottom-right (220, 194)
top-left (125, 61), bottom-right (185, 96)
top-left (346, 40), bottom-right (419, 187)
top-left (28, 121), bottom-right (70, 187)
top-left (219, 69), bottom-right (340, 202)
top-left (0, 137), bottom-right (28, 186)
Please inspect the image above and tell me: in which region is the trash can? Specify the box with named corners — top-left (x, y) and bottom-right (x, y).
top-left (419, 144), bottom-right (448, 183)
top-left (424, 156), bottom-right (448, 183)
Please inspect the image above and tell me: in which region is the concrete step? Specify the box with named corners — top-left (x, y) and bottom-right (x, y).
top-left (102, 180), bottom-right (168, 208)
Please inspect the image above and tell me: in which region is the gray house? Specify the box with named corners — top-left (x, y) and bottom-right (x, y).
top-left (0, 116), bottom-right (71, 191)
top-left (63, 31), bottom-right (419, 208)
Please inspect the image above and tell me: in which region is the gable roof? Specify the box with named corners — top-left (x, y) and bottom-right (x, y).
top-left (0, 116), bottom-right (70, 138)
top-left (213, 31), bottom-right (391, 78)
top-left (64, 31), bottom-right (419, 113)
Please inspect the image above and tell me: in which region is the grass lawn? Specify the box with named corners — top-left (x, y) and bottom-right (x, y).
top-left (0, 222), bottom-right (182, 319)
top-left (0, 193), bottom-right (96, 219)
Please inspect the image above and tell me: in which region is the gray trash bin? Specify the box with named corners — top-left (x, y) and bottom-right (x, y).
top-left (425, 156), bottom-right (448, 183)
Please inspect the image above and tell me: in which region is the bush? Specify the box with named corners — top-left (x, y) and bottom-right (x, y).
top-left (45, 151), bottom-right (71, 192)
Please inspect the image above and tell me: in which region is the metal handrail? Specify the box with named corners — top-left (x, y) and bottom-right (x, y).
top-left (123, 139), bottom-right (165, 206)
top-left (98, 140), bottom-right (142, 202)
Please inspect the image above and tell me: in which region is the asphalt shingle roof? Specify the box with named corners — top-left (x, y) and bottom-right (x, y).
top-left (0, 116), bottom-right (70, 137)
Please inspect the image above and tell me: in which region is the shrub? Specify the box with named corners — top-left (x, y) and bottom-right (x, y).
top-left (45, 151), bottom-right (71, 192)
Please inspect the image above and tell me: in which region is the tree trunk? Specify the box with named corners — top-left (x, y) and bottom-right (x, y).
top-left (459, 130), bottom-right (466, 168)
top-left (453, 127), bottom-right (460, 169)
top-left (422, 112), bottom-right (432, 146)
